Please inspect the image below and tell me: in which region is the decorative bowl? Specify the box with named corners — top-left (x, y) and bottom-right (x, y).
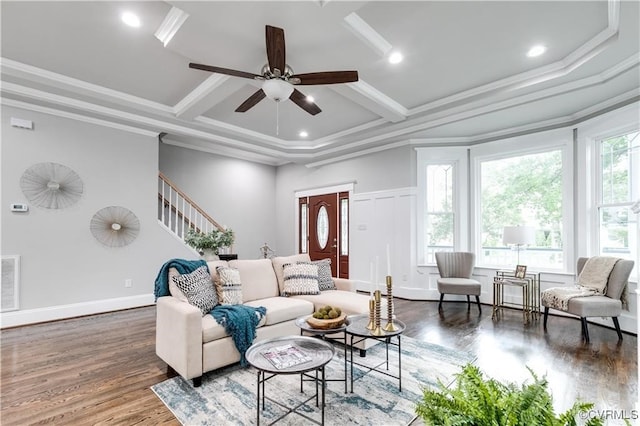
top-left (305, 312), bottom-right (347, 330)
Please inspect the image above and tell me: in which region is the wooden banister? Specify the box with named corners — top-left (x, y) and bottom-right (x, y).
top-left (158, 172), bottom-right (224, 232)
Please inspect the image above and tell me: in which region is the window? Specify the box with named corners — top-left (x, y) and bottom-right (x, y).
top-left (340, 195), bottom-right (349, 256)
top-left (299, 197), bottom-right (308, 253)
top-left (425, 164), bottom-right (455, 262)
top-left (416, 147), bottom-right (468, 265)
top-left (597, 131), bottom-right (639, 269)
top-left (479, 149), bottom-right (565, 269)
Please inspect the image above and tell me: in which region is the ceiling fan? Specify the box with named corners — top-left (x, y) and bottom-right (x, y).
top-left (189, 25), bottom-right (359, 116)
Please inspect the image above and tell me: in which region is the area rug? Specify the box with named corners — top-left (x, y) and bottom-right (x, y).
top-left (151, 336), bottom-right (475, 425)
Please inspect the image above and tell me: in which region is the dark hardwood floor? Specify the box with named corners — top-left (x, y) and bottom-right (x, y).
top-left (1, 300), bottom-right (636, 425)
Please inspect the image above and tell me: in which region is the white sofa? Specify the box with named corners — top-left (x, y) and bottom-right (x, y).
top-left (156, 253), bottom-right (384, 386)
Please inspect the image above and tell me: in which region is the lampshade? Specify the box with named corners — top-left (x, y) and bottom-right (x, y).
top-left (262, 79), bottom-right (294, 101)
top-left (502, 226), bottom-right (535, 246)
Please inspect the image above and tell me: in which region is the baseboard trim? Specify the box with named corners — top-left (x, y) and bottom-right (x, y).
top-left (0, 294), bottom-right (154, 328)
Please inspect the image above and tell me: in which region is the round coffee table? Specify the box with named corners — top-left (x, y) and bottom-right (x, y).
top-left (296, 315), bottom-right (351, 393)
top-left (245, 335), bottom-right (334, 425)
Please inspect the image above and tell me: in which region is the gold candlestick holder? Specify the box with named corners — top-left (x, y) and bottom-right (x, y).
top-left (366, 298), bottom-right (375, 330)
top-left (383, 275), bottom-right (399, 332)
top-left (371, 290), bottom-right (384, 336)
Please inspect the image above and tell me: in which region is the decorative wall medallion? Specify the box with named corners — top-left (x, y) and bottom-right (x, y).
top-left (90, 206), bottom-right (140, 247)
top-left (20, 162), bottom-right (83, 209)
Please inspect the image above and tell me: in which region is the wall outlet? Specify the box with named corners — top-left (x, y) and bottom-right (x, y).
top-left (125, 279), bottom-right (132, 288)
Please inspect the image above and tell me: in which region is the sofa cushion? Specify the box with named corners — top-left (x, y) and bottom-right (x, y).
top-left (229, 259), bottom-right (280, 302)
top-left (292, 290), bottom-right (388, 317)
top-left (215, 266), bottom-right (243, 305)
top-left (283, 263), bottom-right (320, 296)
top-left (171, 265), bottom-right (218, 315)
top-left (202, 310), bottom-right (267, 343)
top-left (301, 259), bottom-right (336, 291)
top-left (244, 297), bottom-right (313, 326)
top-left (272, 254), bottom-right (311, 294)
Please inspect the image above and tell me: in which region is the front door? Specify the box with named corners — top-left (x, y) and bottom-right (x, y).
top-left (300, 192), bottom-right (349, 278)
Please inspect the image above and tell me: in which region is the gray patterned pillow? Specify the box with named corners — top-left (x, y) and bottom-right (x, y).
top-left (283, 263), bottom-right (320, 296)
top-left (215, 266), bottom-right (243, 305)
top-left (298, 259), bottom-right (336, 291)
top-left (171, 265), bottom-right (218, 315)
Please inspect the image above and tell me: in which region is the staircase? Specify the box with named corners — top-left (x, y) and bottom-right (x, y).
top-left (158, 172), bottom-right (224, 243)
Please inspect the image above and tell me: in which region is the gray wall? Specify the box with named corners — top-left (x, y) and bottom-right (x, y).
top-left (1, 106), bottom-right (193, 311)
top-left (159, 143), bottom-right (277, 259)
top-left (275, 146), bottom-right (415, 254)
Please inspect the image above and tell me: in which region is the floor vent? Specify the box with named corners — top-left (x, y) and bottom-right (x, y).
top-left (1, 255), bottom-right (20, 312)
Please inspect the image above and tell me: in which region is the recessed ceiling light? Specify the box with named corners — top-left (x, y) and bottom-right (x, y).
top-left (306, 95), bottom-right (315, 103)
top-left (527, 45), bottom-right (546, 58)
top-left (299, 131), bottom-right (308, 138)
top-left (388, 51), bottom-right (403, 64)
top-left (121, 11), bottom-right (141, 28)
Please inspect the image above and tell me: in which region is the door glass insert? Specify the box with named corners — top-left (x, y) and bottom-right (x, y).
top-left (317, 206), bottom-right (329, 249)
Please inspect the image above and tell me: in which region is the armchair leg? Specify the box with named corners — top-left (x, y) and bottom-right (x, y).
top-left (466, 295), bottom-right (471, 311)
top-left (438, 294), bottom-right (444, 311)
top-left (543, 307), bottom-right (549, 331)
top-left (581, 318), bottom-right (590, 343)
top-left (612, 317), bottom-right (623, 340)
top-left (475, 296), bottom-right (481, 314)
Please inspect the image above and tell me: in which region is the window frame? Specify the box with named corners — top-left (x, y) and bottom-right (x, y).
top-left (470, 129), bottom-right (574, 272)
top-left (416, 147), bottom-right (469, 265)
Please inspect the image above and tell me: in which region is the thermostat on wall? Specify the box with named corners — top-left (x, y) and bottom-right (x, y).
top-left (10, 203), bottom-right (29, 212)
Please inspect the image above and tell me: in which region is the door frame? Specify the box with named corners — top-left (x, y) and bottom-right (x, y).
top-left (294, 182), bottom-right (354, 268)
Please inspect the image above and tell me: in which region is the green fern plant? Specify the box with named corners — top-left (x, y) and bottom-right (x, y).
top-left (415, 364), bottom-right (604, 426)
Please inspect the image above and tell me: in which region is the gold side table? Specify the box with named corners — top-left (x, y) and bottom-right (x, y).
top-left (492, 270), bottom-right (541, 324)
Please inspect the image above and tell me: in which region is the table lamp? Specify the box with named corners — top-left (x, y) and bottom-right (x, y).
top-left (502, 226), bottom-right (535, 265)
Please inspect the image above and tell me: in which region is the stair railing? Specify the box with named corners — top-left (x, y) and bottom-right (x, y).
top-left (158, 172), bottom-right (224, 241)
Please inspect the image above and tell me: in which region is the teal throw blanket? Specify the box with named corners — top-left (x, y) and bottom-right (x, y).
top-left (154, 258), bottom-right (208, 301)
top-left (211, 304), bottom-right (267, 366)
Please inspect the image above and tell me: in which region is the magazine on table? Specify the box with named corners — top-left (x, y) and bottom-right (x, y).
top-left (261, 344), bottom-right (312, 369)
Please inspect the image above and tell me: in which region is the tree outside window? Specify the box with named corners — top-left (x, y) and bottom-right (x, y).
top-left (480, 149), bottom-right (564, 269)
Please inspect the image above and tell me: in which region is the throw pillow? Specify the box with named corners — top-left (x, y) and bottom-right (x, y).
top-left (216, 266), bottom-right (243, 305)
top-left (171, 265), bottom-right (218, 315)
top-left (298, 259), bottom-right (336, 291)
top-left (282, 263), bottom-right (320, 296)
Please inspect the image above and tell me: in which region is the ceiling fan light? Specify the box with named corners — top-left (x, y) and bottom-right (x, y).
top-left (262, 79), bottom-right (294, 102)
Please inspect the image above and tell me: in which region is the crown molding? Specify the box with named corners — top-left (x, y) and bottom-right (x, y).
top-left (1, 98), bottom-right (159, 137)
top-left (0, 58), bottom-right (172, 114)
top-left (174, 73), bottom-right (232, 120)
top-left (408, 0), bottom-right (620, 116)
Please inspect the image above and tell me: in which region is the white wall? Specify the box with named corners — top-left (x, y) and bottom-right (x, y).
top-left (1, 105), bottom-right (193, 326)
top-left (275, 146), bottom-right (414, 255)
top-left (159, 143), bottom-right (277, 259)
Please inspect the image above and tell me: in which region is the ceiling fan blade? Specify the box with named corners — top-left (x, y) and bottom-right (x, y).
top-left (235, 89), bottom-right (266, 112)
top-left (294, 71), bottom-right (359, 85)
top-left (290, 89), bottom-right (321, 115)
top-left (265, 25), bottom-right (286, 74)
top-left (189, 63), bottom-right (261, 80)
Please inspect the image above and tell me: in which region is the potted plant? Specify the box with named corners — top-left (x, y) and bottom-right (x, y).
top-left (184, 228), bottom-right (234, 259)
top-left (415, 363), bottom-right (608, 426)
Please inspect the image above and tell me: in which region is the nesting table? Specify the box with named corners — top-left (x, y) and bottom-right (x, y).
top-left (492, 270), bottom-right (541, 324)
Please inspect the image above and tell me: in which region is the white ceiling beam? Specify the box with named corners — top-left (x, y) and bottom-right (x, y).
top-left (343, 12), bottom-right (392, 57)
top-left (154, 6), bottom-right (189, 47)
top-left (173, 75), bottom-right (245, 121)
top-left (331, 80), bottom-right (407, 123)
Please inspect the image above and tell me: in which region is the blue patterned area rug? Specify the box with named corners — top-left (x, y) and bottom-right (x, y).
top-left (151, 336), bottom-right (475, 425)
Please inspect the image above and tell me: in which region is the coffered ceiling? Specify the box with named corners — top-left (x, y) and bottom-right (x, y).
top-left (1, 1), bottom-right (639, 166)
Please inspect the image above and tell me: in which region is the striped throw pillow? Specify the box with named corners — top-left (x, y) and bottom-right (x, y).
top-left (283, 263), bottom-right (320, 296)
